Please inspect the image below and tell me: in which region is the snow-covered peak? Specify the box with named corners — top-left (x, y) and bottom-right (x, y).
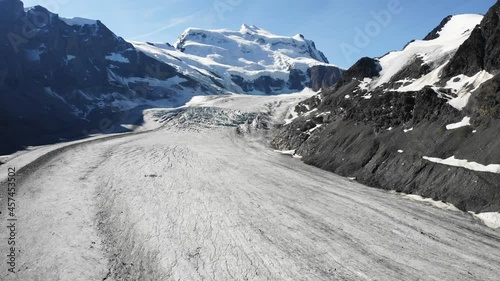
top-left (60, 17), bottom-right (98, 26)
top-left (134, 25), bottom-right (341, 95)
top-left (174, 24), bottom-right (329, 64)
top-left (434, 14), bottom-right (482, 41)
top-left (239, 24), bottom-right (262, 34)
top-left (369, 14), bottom-right (483, 90)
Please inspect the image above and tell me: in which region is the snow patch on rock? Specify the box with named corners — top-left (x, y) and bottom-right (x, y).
top-left (423, 156), bottom-right (500, 174)
top-left (105, 53), bottom-right (130, 63)
top-left (61, 17), bottom-right (97, 26)
top-left (446, 117), bottom-right (471, 130)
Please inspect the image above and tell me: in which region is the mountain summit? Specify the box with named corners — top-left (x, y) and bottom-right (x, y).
top-left (273, 9), bottom-right (500, 213)
top-left (134, 24), bottom-right (342, 95)
top-left (0, 0), bottom-right (343, 154)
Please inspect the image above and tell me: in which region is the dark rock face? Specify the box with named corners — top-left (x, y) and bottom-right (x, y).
top-left (481, 1), bottom-right (500, 72)
top-left (331, 57), bottom-right (380, 90)
top-left (0, 0), bottom-right (24, 24)
top-left (0, 0), bottom-right (204, 154)
top-left (443, 1), bottom-right (500, 77)
top-left (307, 65), bottom-right (344, 91)
top-left (272, 4), bottom-right (500, 213)
top-left (273, 82), bottom-right (500, 212)
top-left (442, 27), bottom-right (486, 77)
top-left (231, 74), bottom-right (286, 94)
top-left (466, 73), bottom-right (500, 123)
top-left (174, 24), bottom-right (342, 95)
top-left (230, 66), bottom-right (343, 94)
top-left (423, 15), bottom-right (452, 41)
top-left (390, 56), bottom-right (431, 86)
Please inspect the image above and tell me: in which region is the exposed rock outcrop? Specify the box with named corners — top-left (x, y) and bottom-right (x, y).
top-left (272, 6), bottom-right (500, 213)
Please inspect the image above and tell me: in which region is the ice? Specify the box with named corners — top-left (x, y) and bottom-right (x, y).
top-left (274, 149), bottom-right (296, 156)
top-left (423, 156), bottom-right (500, 174)
top-left (398, 193), bottom-right (500, 229)
top-left (399, 193), bottom-right (461, 212)
top-left (446, 117), bottom-right (471, 130)
top-left (1, 93), bottom-right (499, 280)
top-left (471, 212), bottom-right (500, 229)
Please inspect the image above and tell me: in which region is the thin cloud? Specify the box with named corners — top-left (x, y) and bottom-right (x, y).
top-left (130, 13), bottom-right (198, 40)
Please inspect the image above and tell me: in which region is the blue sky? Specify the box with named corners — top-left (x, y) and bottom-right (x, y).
top-left (23, 0), bottom-right (496, 68)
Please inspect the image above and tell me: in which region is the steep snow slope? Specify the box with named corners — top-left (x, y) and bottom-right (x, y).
top-left (371, 14), bottom-right (485, 91)
top-left (175, 24), bottom-right (329, 70)
top-left (358, 14), bottom-right (494, 110)
top-left (1, 94), bottom-right (499, 280)
top-left (132, 25), bottom-right (343, 94)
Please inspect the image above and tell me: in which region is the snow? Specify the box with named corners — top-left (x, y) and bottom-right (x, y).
top-left (446, 116), bottom-right (471, 130)
top-left (399, 193), bottom-right (461, 212)
top-left (396, 63), bottom-right (447, 92)
top-left (60, 17), bottom-right (97, 26)
top-left (130, 25), bottom-right (341, 95)
top-left (423, 156), bottom-right (500, 174)
top-left (184, 87), bottom-right (317, 114)
top-left (105, 53), bottom-right (130, 63)
top-left (357, 78), bottom-right (372, 91)
top-left (370, 14), bottom-right (483, 91)
top-left (303, 108), bottom-right (318, 116)
top-left (307, 124), bottom-right (322, 134)
top-left (446, 70), bottom-right (494, 110)
top-left (66, 55), bottom-right (76, 61)
top-left (471, 212), bottom-right (500, 229)
top-left (397, 193), bottom-right (500, 229)
top-left (274, 149), bottom-right (296, 156)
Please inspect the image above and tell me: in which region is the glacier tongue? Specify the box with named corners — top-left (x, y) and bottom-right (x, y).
top-left (2, 93), bottom-right (500, 280)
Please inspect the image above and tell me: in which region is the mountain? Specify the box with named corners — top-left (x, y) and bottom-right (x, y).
top-left (132, 24), bottom-right (343, 95)
top-left (0, 0), bottom-right (342, 155)
top-left (272, 4), bottom-right (500, 214)
top-left (0, 0), bottom-right (215, 155)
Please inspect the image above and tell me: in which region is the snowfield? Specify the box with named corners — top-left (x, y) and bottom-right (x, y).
top-left (358, 14), bottom-right (494, 107)
top-left (1, 94), bottom-right (500, 281)
top-left (131, 24), bottom-right (339, 95)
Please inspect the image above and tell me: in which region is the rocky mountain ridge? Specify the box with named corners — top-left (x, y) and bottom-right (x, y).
top-left (272, 2), bottom-right (500, 213)
top-left (0, 0), bottom-right (341, 155)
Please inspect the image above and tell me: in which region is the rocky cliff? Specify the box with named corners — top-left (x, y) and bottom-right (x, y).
top-left (272, 4), bottom-right (500, 213)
